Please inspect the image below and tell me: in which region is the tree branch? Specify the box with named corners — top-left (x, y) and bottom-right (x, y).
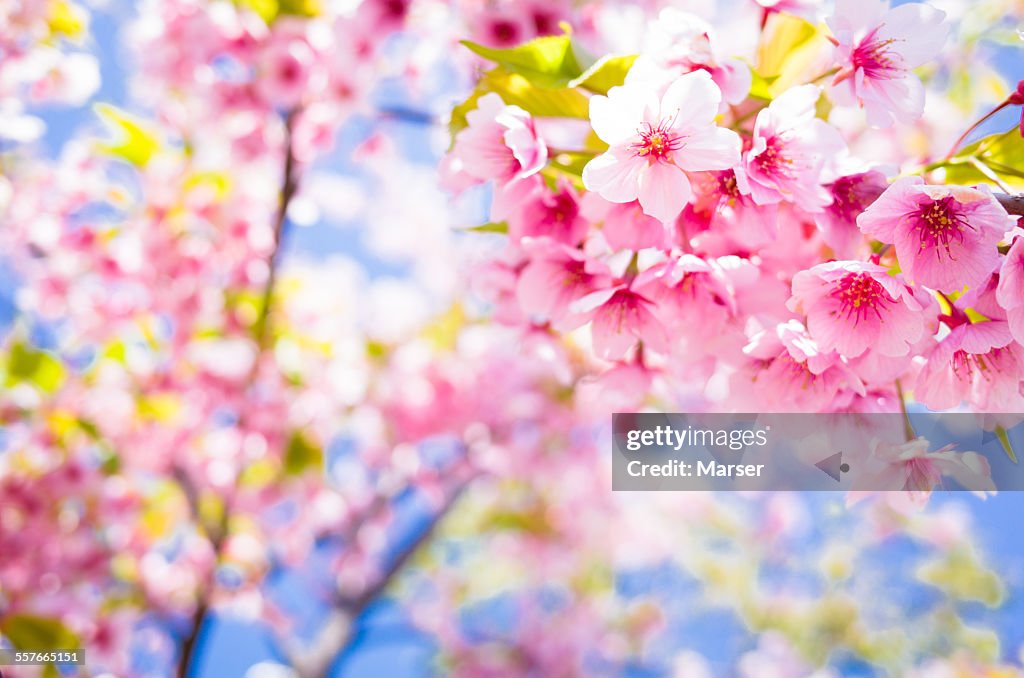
top-left (996, 192), bottom-right (1024, 217)
top-left (286, 480), bottom-right (470, 678)
top-left (176, 107), bottom-right (302, 678)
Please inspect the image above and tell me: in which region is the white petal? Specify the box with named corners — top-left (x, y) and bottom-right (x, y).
top-left (675, 125), bottom-right (741, 172)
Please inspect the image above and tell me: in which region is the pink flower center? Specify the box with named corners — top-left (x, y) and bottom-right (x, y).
top-left (561, 260), bottom-right (592, 289)
top-left (832, 272), bottom-right (892, 324)
top-left (951, 347), bottom-right (1002, 381)
top-left (753, 136), bottom-right (795, 178)
top-left (489, 19), bottom-right (521, 46)
top-left (913, 196), bottom-right (973, 257)
top-left (776, 354), bottom-right (819, 390)
top-left (852, 30), bottom-right (902, 80)
top-left (827, 174), bottom-right (883, 223)
top-left (718, 171), bottom-right (740, 199)
top-left (633, 120), bottom-right (682, 162)
top-left (545, 191), bottom-right (577, 224)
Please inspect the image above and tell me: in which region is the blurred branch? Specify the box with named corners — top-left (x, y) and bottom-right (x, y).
top-left (285, 479), bottom-right (470, 678)
top-left (339, 481), bottom-right (468, 614)
top-left (176, 107), bottom-right (302, 678)
top-left (254, 108), bottom-right (301, 352)
top-left (376, 106), bottom-right (443, 126)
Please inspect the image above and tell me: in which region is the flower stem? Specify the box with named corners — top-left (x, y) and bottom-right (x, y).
top-left (895, 379), bottom-right (915, 442)
top-left (943, 101), bottom-right (1010, 161)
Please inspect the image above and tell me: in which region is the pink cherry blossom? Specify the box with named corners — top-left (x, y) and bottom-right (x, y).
top-left (581, 194), bottom-right (669, 251)
top-left (452, 92), bottom-right (548, 185)
top-left (633, 254), bottom-right (736, 346)
top-left (916, 317), bottom-right (1024, 411)
top-left (508, 177), bottom-right (587, 246)
top-left (582, 71), bottom-right (741, 224)
top-left (814, 169), bottom-right (888, 258)
top-left (853, 438), bottom-right (995, 496)
top-left (626, 9), bottom-right (752, 106)
top-left (857, 178), bottom-right (1015, 292)
top-left (739, 85), bottom-right (846, 212)
top-left (572, 282), bottom-right (670, 360)
top-left (255, 24), bottom-right (321, 109)
top-left (685, 170), bottom-right (778, 255)
top-left (789, 260), bottom-right (934, 358)
top-left (515, 239), bottom-right (612, 327)
top-left (826, 0), bottom-right (948, 127)
top-left (996, 236), bottom-right (1024, 345)
top-left (741, 320), bottom-right (866, 411)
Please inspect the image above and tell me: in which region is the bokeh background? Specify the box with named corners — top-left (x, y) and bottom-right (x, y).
top-left (2, 0), bottom-right (1024, 676)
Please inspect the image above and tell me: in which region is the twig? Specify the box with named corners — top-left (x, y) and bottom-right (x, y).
top-left (287, 480), bottom-right (470, 678)
top-left (175, 107), bottom-right (302, 678)
top-left (895, 380), bottom-right (915, 443)
top-left (996, 192), bottom-right (1024, 217)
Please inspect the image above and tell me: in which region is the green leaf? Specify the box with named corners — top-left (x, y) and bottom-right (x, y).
top-left (916, 547), bottom-right (1005, 607)
top-left (1, 613), bottom-right (81, 652)
top-left (994, 425), bottom-right (1018, 464)
top-left (234, 0), bottom-right (320, 23)
top-left (567, 54), bottom-right (638, 94)
top-left (450, 67), bottom-right (589, 140)
top-left (461, 35), bottom-right (585, 87)
top-left (94, 103), bottom-right (160, 168)
top-left (755, 14), bottom-right (830, 96)
top-left (747, 69), bottom-right (779, 101)
top-left (940, 127), bottom-right (1024, 190)
top-left (284, 431), bottom-right (323, 476)
top-left (4, 341), bottom-right (65, 394)
top-left (465, 222), bottom-right (509, 234)
top-left (277, 0), bottom-right (321, 17)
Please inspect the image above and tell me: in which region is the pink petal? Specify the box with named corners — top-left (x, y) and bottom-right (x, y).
top-left (582, 149), bottom-right (644, 203)
top-left (637, 162), bottom-right (690, 224)
top-left (674, 125), bottom-right (741, 172)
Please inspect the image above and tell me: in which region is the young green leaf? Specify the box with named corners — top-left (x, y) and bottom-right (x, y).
top-left (567, 54), bottom-right (638, 94)
top-left (461, 35), bottom-right (585, 87)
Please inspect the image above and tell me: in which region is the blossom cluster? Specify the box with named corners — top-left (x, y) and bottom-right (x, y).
top-left (448, 0), bottom-right (1024, 421)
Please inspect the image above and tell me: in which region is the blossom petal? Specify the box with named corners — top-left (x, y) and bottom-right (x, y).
top-left (582, 149), bottom-right (644, 203)
top-left (674, 125), bottom-right (741, 172)
top-left (660, 70), bottom-right (721, 131)
top-left (590, 86), bottom-right (652, 145)
top-left (637, 162), bottom-right (690, 224)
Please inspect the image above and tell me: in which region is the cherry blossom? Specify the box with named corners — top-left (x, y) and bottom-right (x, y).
top-left (582, 71), bottom-right (741, 224)
top-left (789, 260), bottom-right (935, 358)
top-left (854, 438), bottom-right (996, 496)
top-left (626, 9), bottom-right (752, 106)
top-left (452, 92), bottom-right (548, 186)
top-left (826, 0), bottom-right (949, 127)
top-left (997, 235), bottom-right (1024, 345)
top-left (4, 0), bottom-right (1024, 675)
top-left (739, 85), bottom-right (846, 212)
top-left (857, 178), bottom-right (1015, 292)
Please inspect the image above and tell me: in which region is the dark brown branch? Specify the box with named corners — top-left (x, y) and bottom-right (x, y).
top-left (176, 108), bottom-right (302, 678)
top-left (996, 193), bottom-right (1024, 217)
